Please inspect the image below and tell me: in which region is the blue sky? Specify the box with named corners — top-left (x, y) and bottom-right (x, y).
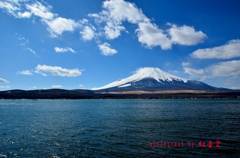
top-left (0, 0), bottom-right (240, 90)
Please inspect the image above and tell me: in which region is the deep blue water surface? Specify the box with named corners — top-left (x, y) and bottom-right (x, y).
top-left (0, 99), bottom-right (240, 157)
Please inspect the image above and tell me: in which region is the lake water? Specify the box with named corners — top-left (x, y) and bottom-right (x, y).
top-left (0, 99), bottom-right (239, 157)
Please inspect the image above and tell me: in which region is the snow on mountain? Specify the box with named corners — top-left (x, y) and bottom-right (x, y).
top-left (92, 67), bottom-right (188, 90)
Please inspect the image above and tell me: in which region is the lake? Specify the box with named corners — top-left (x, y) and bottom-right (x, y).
top-left (0, 99), bottom-right (240, 157)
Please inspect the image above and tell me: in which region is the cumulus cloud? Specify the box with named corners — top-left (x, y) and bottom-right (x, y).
top-left (98, 42), bottom-right (117, 56)
top-left (0, 1), bottom-right (85, 37)
top-left (52, 85), bottom-right (63, 88)
top-left (184, 67), bottom-right (204, 78)
top-left (26, 2), bottom-right (54, 20)
top-left (0, 78), bottom-right (9, 83)
top-left (89, 0), bottom-right (149, 40)
top-left (191, 39), bottom-right (240, 59)
top-left (210, 60), bottom-right (240, 77)
top-left (17, 1), bottom-right (84, 37)
top-left (102, 0), bottom-right (149, 24)
top-left (104, 22), bottom-right (126, 39)
top-left (17, 11), bottom-right (31, 18)
top-left (54, 47), bottom-right (75, 53)
top-left (80, 25), bottom-right (96, 40)
top-left (183, 60), bottom-right (240, 80)
top-left (168, 24), bottom-right (207, 46)
top-left (136, 22), bottom-right (207, 49)
top-left (35, 64), bottom-right (83, 77)
top-left (136, 22), bottom-right (172, 49)
top-left (46, 17), bottom-right (81, 37)
top-left (18, 70), bottom-right (33, 75)
top-left (1, 0), bottom-right (207, 51)
top-left (89, 0), bottom-right (206, 49)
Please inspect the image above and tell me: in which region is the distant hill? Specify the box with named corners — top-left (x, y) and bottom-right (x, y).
top-left (0, 88), bottom-right (239, 99)
top-left (0, 89), bottom-right (94, 99)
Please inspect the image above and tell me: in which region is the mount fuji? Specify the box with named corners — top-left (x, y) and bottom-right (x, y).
top-left (92, 67), bottom-right (217, 92)
top-left (1, 67), bottom-right (237, 99)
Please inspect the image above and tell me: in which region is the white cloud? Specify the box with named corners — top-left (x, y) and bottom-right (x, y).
top-left (184, 67), bottom-right (204, 78)
top-left (230, 87), bottom-right (240, 90)
top-left (18, 70), bottom-right (33, 75)
top-left (98, 42), bottom-right (117, 56)
top-left (1, 0), bottom-right (207, 52)
top-left (0, 1), bottom-right (18, 10)
top-left (4, 0), bottom-right (27, 5)
top-left (52, 85), bottom-right (63, 88)
top-left (191, 39), bottom-right (240, 59)
top-left (35, 64), bottom-right (83, 77)
top-left (0, 1), bottom-right (30, 19)
top-left (26, 2), bottom-right (54, 20)
top-left (0, 0), bottom-right (56, 20)
top-left (17, 11), bottom-right (31, 18)
top-left (104, 21), bottom-right (125, 39)
top-left (33, 86), bottom-right (37, 89)
top-left (80, 25), bottom-right (95, 40)
top-left (0, 78), bottom-right (9, 83)
top-left (0, 1), bottom-right (84, 37)
top-left (99, 0), bottom-right (149, 39)
top-left (89, 0), bottom-right (149, 40)
top-left (55, 47), bottom-right (76, 53)
top-left (89, 0), bottom-right (206, 50)
top-left (79, 84), bottom-right (84, 87)
top-left (136, 22), bottom-right (172, 49)
top-left (168, 24), bottom-right (207, 46)
top-left (0, 86), bottom-right (11, 89)
top-left (17, 35), bottom-right (29, 46)
top-left (211, 60), bottom-right (240, 77)
top-left (182, 62), bottom-right (191, 67)
top-left (45, 17), bottom-right (81, 37)
top-left (102, 0), bottom-right (149, 24)
top-left (0, 1), bottom-right (19, 16)
top-left (183, 60), bottom-right (240, 80)
top-left (27, 48), bottom-right (37, 55)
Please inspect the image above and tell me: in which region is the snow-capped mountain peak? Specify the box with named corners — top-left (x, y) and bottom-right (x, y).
top-left (132, 67), bottom-right (187, 83)
top-left (92, 67), bottom-right (188, 90)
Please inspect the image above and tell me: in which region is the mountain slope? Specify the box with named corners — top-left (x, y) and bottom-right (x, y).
top-left (92, 67), bottom-right (216, 91)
